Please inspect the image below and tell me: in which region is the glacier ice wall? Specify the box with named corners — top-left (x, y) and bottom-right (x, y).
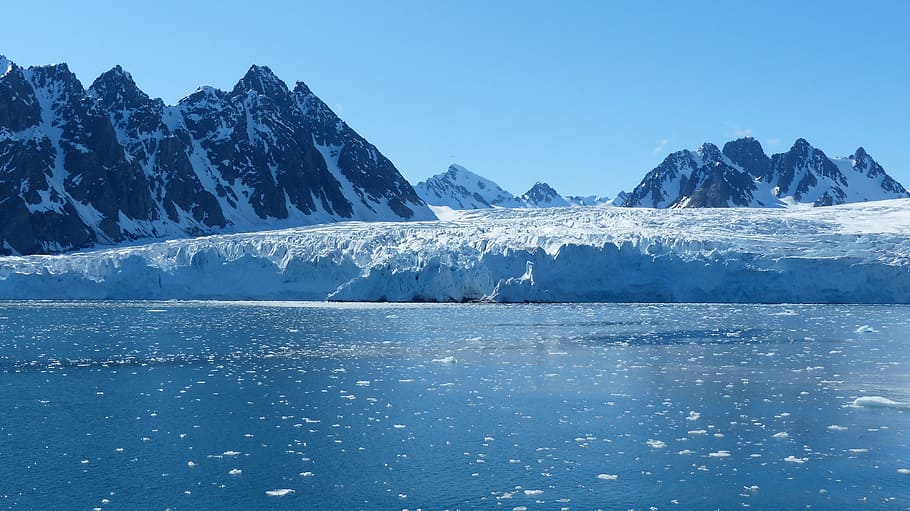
top-left (2, 200), bottom-right (910, 303)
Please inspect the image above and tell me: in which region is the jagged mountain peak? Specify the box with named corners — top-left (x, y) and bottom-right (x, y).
top-left (846, 146), bottom-right (889, 181)
top-left (25, 62), bottom-right (84, 95)
top-left (723, 137), bottom-right (770, 179)
top-left (293, 80), bottom-right (314, 96)
top-left (522, 182), bottom-right (570, 208)
top-left (445, 163), bottom-right (480, 178)
top-left (788, 137), bottom-right (815, 156)
top-left (723, 136), bottom-right (765, 155)
top-left (88, 65), bottom-right (150, 108)
top-left (181, 84), bottom-right (227, 104)
top-left (231, 64), bottom-right (289, 98)
top-left (0, 57), bottom-right (433, 255)
top-left (625, 137), bottom-right (907, 209)
top-left (415, 164), bottom-right (526, 210)
top-left (695, 142), bottom-right (724, 161)
top-left (525, 181), bottom-right (557, 195)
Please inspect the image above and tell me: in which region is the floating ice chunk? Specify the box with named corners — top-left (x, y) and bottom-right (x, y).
top-left (688, 430), bottom-right (707, 436)
top-left (687, 411), bottom-right (701, 421)
top-left (646, 439), bottom-right (667, 449)
top-left (784, 456), bottom-right (808, 464)
top-left (677, 450), bottom-right (695, 455)
top-left (848, 448), bottom-right (869, 453)
top-left (187, 461), bottom-right (196, 468)
top-left (898, 468), bottom-right (910, 475)
top-left (393, 424), bottom-right (406, 429)
top-left (223, 450), bottom-right (241, 456)
top-left (524, 489), bottom-right (544, 496)
top-left (266, 489), bottom-right (295, 497)
top-left (852, 396), bottom-right (909, 409)
top-left (300, 471), bottom-right (314, 477)
top-left (771, 432), bottom-right (789, 439)
top-left (708, 451), bottom-right (731, 458)
top-left (432, 356), bottom-right (457, 364)
top-left (596, 473), bottom-right (618, 480)
top-left (745, 485), bottom-right (759, 491)
top-left (827, 425), bottom-right (848, 431)
top-left (229, 469), bottom-right (242, 476)
top-left (855, 325), bottom-right (878, 334)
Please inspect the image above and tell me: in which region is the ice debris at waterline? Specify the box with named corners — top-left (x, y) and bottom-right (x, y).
top-left (3, 200), bottom-right (910, 302)
top-left (852, 396), bottom-right (910, 409)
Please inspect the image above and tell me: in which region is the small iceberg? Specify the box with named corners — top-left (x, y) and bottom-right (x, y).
top-left (852, 396), bottom-right (909, 409)
top-left (266, 489), bottom-right (295, 497)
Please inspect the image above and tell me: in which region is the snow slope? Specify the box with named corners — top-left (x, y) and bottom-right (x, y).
top-left (416, 164), bottom-right (623, 210)
top-left (414, 164), bottom-right (526, 209)
top-left (2, 199), bottom-right (910, 303)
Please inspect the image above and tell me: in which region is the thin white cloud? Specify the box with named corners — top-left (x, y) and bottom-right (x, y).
top-left (765, 137), bottom-right (781, 147)
top-left (732, 127), bottom-right (753, 138)
top-left (652, 138), bottom-right (670, 155)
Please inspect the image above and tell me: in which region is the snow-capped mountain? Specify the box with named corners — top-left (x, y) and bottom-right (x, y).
top-left (414, 164), bottom-right (525, 209)
top-left (564, 193), bottom-right (625, 207)
top-left (0, 56), bottom-right (432, 255)
top-left (623, 137), bottom-right (908, 208)
top-left (3, 199), bottom-right (910, 303)
top-left (521, 182), bottom-right (570, 208)
top-left (416, 164), bottom-right (621, 210)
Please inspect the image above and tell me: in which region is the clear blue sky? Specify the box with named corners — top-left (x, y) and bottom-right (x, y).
top-left (4, 1), bottom-right (908, 197)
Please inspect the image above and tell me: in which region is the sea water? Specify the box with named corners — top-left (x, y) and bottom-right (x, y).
top-left (0, 302), bottom-right (908, 510)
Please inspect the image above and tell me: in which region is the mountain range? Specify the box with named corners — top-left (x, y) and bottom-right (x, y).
top-left (622, 137), bottom-right (907, 208)
top-left (0, 56), bottom-right (431, 255)
top-left (414, 164), bottom-right (621, 210)
top-left (416, 138), bottom-right (906, 213)
top-left (1, 56), bottom-right (907, 256)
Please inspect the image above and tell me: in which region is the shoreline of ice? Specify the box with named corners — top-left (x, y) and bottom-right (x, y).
top-left (2, 200), bottom-right (910, 303)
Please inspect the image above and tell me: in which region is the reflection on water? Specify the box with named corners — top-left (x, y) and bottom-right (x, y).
top-left (0, 302), bottom-right (908, 510)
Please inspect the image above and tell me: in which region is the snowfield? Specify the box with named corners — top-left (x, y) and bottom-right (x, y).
top-left (2, 200), bottom-right (910, 302)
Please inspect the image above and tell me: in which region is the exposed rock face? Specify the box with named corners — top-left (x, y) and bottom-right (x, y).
top-left (622, 143), bottom-right (765, 208)
top-left (624, 137), bottom-right (908, 208)
top-left (0, 57), bottom-right (432, 255)
top-left (521, 182), bottom-right (570, 208)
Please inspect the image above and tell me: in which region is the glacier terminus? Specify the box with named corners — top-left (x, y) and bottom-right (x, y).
top-left (2, 199), bottom-right (909, 303)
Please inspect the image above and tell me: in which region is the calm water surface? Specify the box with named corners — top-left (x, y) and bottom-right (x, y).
top-left (0, 302), bottom-right (908, 510)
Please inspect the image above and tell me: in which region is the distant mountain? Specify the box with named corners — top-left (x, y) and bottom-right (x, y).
top-left (623, 137), bottom-right (908, 208)
top-left (0, 56), bottom-right (432, 255)
top-left (413, 164), bottom-right (524, 209)
top-left (416, 164), bottom-right (620, 210)
top-left (566, 192), bottom-right (627, 207)
top-left (521, 182), bottom-right (570, 208)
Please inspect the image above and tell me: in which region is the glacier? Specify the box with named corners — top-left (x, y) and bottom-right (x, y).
top-left (1, 199), bottom-right (910, 303)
